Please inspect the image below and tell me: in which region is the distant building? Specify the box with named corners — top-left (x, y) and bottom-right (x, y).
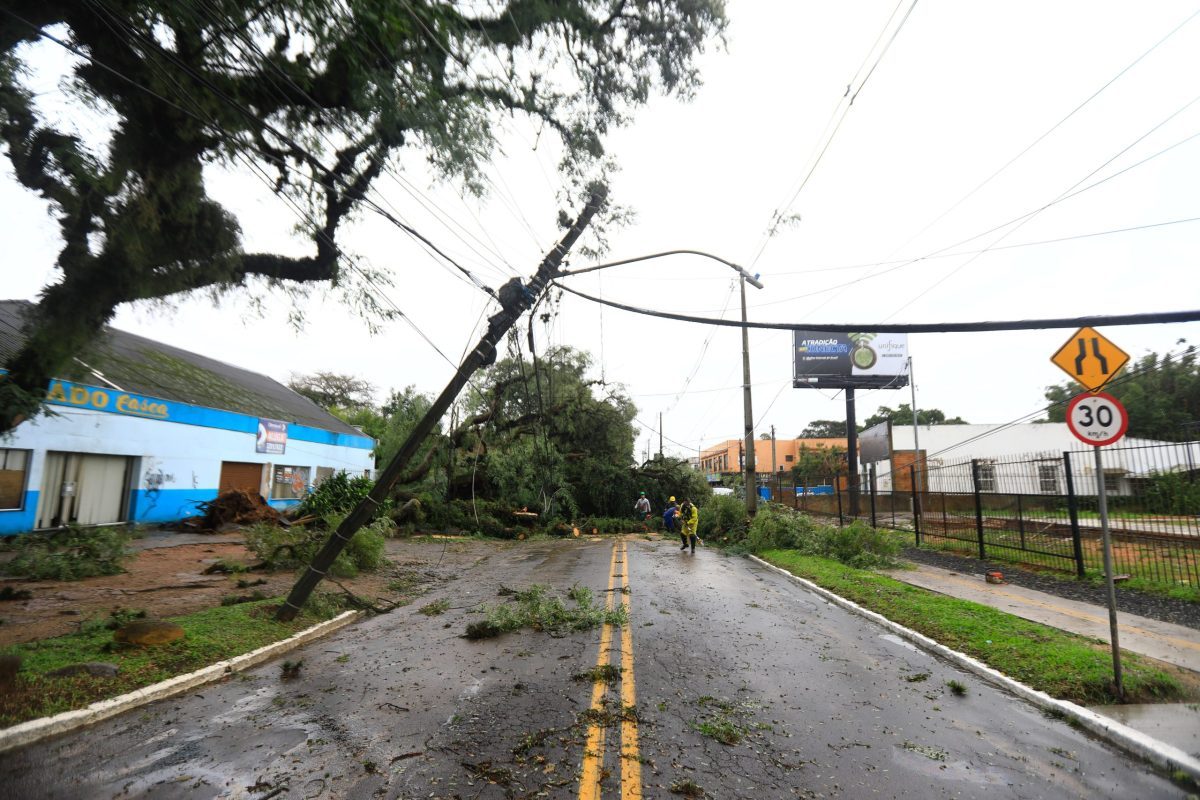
top-left (700, 437), bottom-right (846, 482)
top-left (0, 300), bottom-right (374, 535)
top-left (876, 422), bottom-right (1198, 496)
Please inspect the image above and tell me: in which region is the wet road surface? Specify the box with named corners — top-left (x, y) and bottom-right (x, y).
top-left (0, 537), bottom-right (1186, 798)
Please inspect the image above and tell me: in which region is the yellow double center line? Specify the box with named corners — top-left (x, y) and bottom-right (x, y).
top-left (579, 538), bottom-right (642, 800)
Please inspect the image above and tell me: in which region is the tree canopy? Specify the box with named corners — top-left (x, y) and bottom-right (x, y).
top-left (800, 419), bottom-right (846, 438)
top-left (1044, 343), bottom-right (1199, 441)
top-left (0, 0), bottom-right (727, 432)
top-left (861, 404), bottom-right (968, 429)
top-left (288, 371), bottom-right (376, 412)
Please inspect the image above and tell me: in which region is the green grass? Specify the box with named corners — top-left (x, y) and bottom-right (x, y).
top-left (0, 596), bottom-right (345, 727)
top-left (758, 550), bottom-right (1195, 705)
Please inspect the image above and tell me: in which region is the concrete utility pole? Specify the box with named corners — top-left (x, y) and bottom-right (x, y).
top-left (739, 271), bottom-right (764, 515)
top-left (770, 424), bottom-right (777, 475)
top-left (846, 388), bottom-right (859, 518)
top-left (908, 356), bottom-right (921, 492)
top-left (659, 412), bottom-right (663, 458)
top-left (276, 188), bottom-right (607, 621)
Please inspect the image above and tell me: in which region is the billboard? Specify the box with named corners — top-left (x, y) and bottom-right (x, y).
top-left (792, 331), bottom-right (909, 389)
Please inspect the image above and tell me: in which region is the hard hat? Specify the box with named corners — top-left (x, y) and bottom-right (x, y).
top-left (669, 496), bottom-right (676, 502)
top-left (639, 491), bottom-right (645, 495)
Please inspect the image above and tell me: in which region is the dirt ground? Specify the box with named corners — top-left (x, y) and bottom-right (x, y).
top-left (0, 533), bottom-right (492, 646)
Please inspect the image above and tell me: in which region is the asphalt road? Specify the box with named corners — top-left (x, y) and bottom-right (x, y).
top-left (0, 537), bottom-right (1187, 799)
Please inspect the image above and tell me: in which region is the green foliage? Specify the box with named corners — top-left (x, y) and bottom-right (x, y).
top-left (788, 444), bottom-right (846, 481)
top-left (800, 419), bottom-right (847, 438)
top-left (2, 527), bottom-right (132, 581)
top-left (1142, 472), bottom-right (1200, 515)
top-left (737, 505), bottom-right (900, 568)
top-left (297, 472), bottom-right (387, 518)
top-left (288, 372), bottom-right (376, 411)
top-left (464, 584), bottom-right (628, 640)
top-left (1, 2), bottom-right (726, 433)
top-left (1044, 344), bottom-right (1199, 440)
top-left (862, 404), bottom-right (968, 429)
top-left (244, 516), bottom-right (390, 578)
top-left (697, 494), bottom-right (747, 542)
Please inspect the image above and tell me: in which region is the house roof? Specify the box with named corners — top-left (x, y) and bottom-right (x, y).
top-left (1, 300), bottom-right (363, 436)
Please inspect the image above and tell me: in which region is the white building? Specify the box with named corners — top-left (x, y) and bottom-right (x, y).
top-left (874, 422), bottom-right (1198, 496)
top-left (0, 301), bottom-right (375, 535)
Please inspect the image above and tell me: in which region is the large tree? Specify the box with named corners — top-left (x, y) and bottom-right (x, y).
top-left (1044, 344), bottom-right (1199, 441)
top-left (0, 0), bottom-right (726, 432)
top-left (861, 403), bottom-right (967, 429)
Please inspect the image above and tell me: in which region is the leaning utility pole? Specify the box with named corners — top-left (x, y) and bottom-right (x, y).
top-left (276, 188), bottom-right (607, 621)
top-left (739, 271), bottom-right (764, 515)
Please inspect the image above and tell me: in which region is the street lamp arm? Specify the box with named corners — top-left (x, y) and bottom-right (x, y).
top-left (557, 249), bottom-right (764, 289)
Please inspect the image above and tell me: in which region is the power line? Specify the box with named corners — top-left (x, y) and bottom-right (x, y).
top-left (748, 0), bottom-right (920, 269)
top-left (922, 345), bottom-right (1196, 461)
top-left (878, 6), bottom-right (1200, 269)
top-left (551, 282), bottom-right (1200, 333)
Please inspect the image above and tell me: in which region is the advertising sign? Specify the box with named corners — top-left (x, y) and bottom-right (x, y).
top-left (256, 419), bottom-right (288, 454)
top-left (793, 331), bottom-right (909, 389)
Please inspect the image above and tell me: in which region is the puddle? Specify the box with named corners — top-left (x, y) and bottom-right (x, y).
top-left (1087, 703), bottom-right (1200, 755)
top-left (879, 633), bottom-right (927, 656)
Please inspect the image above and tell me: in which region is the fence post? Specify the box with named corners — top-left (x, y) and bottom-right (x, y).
top-left (971, 458), bottom-right (986, 560)
top-left (869, 463), bottom-right (878, 527)
top-left (910, 464), bottom-right (921, 546)
top-left (1016, 493), bottom-right (1026, 550)
top-left (836, 475), bottom-right (844, 526)
top-left (1063, 451), bottom-right (1086, 578)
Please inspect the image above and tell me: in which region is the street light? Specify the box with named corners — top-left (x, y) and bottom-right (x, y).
top-left (558, 250), bottom-right (764, 516)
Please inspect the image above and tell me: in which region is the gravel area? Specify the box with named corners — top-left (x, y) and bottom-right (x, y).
top-left (899, 546), bottom-right (1200, 632)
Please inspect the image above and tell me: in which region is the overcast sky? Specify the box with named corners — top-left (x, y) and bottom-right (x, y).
top-left (5, 1), bottom-right (1200, 460)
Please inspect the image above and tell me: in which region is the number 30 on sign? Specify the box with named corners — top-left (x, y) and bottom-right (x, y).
top-left (1066, 392), bottom-right (1128, 446)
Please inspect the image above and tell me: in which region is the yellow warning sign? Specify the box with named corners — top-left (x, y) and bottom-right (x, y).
top-left (1051, 327), bottom-right (1129, 392)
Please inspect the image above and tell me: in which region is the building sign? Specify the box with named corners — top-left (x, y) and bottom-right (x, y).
top-left (256, 419), bottom-right (288, 454)
top-left (45, 379), bottom-right (170, 419)
top-left (793, 331), bottom-right (909, 389)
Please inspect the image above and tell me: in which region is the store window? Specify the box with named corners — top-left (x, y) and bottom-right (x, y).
top-left (0, 449), bottom-right (30, 509)
top-left (270, 465), bottom-right (311, 500)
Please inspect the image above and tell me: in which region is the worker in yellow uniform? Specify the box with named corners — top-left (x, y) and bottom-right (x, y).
top-left (678, 498), bottom-right (699, 554)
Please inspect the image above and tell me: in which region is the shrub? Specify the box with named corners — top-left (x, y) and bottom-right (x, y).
top-left (244, 515), bottom-right (390, 578)
top-left (740, 505), bottom-right (900, 568)
top-left (297, 472), bottom-right (389, 518)
top-left (2, 526), bottom-right (132, 581)
top-left (697, 495), bottom-right (747, 543)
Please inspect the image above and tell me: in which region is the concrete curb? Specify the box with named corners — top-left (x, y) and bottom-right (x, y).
top-left (0, 609), bottom-right (362, 755)
top-left (749, 555), bottom-right (1200, 781)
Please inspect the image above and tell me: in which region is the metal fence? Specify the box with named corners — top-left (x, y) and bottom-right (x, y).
top-left (761, 440), bottom-right (1200, 586)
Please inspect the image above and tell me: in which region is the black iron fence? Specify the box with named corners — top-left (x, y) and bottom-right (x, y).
top-left (760, 440), bottom-right (1200, 586)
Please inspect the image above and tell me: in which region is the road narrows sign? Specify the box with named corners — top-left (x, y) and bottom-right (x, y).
top-left (1065, 392), bottom-right (1128, 446)
top-left (1050, 326), bottom-right (1129, 392)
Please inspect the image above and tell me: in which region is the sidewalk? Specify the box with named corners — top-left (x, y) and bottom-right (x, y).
top-left (885, 561), bottom-right (1200, 758)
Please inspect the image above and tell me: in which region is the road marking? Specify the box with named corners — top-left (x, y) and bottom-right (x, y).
top-left (618, 539), bottom-right (643, 799)
top-left (579, 541), bottom-right (619, 800)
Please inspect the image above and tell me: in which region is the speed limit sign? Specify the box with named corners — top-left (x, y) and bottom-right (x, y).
top-left (1066, 392), bottom-right (1128, 446)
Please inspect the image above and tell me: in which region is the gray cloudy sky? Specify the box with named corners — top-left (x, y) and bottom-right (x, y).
top-left (5, 1), bottom-right (1200, 459)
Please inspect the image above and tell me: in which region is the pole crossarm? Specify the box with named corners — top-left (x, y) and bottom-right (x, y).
top-left (275, 187), bottom-right (608, 621)
top-left (558, 249), bottom-right (763, 288)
